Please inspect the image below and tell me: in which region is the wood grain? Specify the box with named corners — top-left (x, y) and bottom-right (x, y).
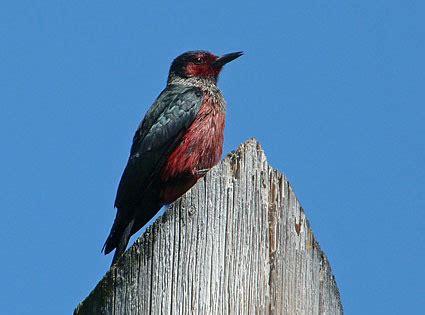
top-left (75, 139), bottom-right (343, 314)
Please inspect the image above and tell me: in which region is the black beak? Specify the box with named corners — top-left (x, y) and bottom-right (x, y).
top-left (212, 51), bottom-right (243, 68)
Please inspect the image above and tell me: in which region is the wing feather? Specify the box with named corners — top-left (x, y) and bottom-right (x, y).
top-left (114, 85), bottom-right (203, 209)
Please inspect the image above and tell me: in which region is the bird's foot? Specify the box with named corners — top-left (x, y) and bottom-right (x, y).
top-left (197, 168), bottom-right (211, 176)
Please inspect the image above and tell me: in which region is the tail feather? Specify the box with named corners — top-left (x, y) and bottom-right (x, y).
top-left (103, 199), bottom-right (162, 265)
top-left (110, 218), bottom-right (135, 266)
top-left (102, 208), bottom-right (135, 265)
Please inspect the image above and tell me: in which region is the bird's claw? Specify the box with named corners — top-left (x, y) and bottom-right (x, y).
top-left (197, 168), bottom-right (210, 176)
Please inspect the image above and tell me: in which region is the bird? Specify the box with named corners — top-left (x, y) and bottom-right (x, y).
top-left (103, 50), bottom-right (243, 265)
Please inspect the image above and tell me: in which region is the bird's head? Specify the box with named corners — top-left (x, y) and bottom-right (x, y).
top-left (169, 50), bottom-right (243, 82)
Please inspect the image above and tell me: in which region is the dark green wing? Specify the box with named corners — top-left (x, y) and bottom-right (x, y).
top-left (114, 85), bottom-right (203, 208)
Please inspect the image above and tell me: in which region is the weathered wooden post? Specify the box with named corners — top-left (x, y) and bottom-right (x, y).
top-left (75, 139), bottom-right (343, 314)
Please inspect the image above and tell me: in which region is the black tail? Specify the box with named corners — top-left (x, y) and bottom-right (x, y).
top-left (103, 199), bottom-right (162, 266)
top-left (110, 218), bottom-right (134, 266)
top-left (102, 210), bottom-right (135, 266)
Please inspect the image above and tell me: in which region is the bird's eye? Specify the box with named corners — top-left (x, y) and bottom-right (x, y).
top-left (193, 56), bottom-right (205, 64)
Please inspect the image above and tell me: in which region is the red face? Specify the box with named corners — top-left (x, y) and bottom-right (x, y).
top-left (184, 52), bottom-right (221, 78)
top-left (170, 50), bottom-right (243, 80)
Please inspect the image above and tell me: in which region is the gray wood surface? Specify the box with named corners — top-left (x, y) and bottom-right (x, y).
top-left (75, 139), bottom-right (343, 315)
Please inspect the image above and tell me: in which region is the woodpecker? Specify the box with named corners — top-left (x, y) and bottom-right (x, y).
top-left (103, 50), bottom-right (243, 265)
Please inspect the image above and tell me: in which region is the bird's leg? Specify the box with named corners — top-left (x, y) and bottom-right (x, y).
top-left (197, 168), bottom-right (211, 176)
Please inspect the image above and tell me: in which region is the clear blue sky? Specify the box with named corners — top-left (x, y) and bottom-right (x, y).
top-left (1, 1), bottom-right (424, 314)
